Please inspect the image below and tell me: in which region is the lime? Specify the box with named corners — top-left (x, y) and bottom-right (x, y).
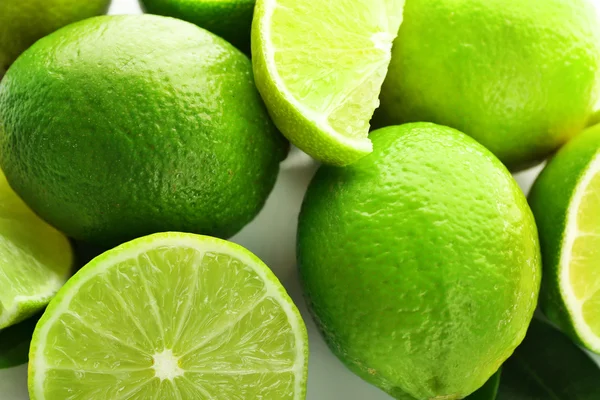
top-left (0, 0), bottom-right (110, 77)
top-left (29, 232), bottom-right (308, 399)
top-left (252, 0), bottom-right (404, 166)
top-left (298, 123), bottom-right (541, 399)
top-left (0, 170), bottom-right (72, 330)
top-left (529, 124), bottom-right (600, 353)
top-left (373, 0), bottom-right (600, 171)
top-left (139, 0), bottom-right (255, 54)
top-left (0, 15), bottom-right (287, 248)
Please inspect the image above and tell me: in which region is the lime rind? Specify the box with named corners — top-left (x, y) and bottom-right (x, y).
top-left (252, 0), bottom-right (404, 166)
top-left (559, 151), bottom-right (600, 352)
top-left (29, 232), bottom-right (308, 400)
top-left (0, 278), bottom-right (63, 329)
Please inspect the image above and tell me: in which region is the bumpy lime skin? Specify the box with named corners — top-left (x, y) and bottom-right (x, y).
top-left (298, 123), bottom-right (541, 399)
top-left (529, 125), bottom-right (600, 351)
top-left (139, 0), bottom-right (255, 54)
top-left (0, 0), bottom-right (111, 77)
top-left (373, 0), bottom-right (600, 171)
top-left (0, 15), bottom-right (287, 248)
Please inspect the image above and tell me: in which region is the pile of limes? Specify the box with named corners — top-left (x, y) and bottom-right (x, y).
top-left (1, 0), bottom-right (600, 399)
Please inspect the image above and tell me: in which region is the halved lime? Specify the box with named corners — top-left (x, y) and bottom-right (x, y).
top-left (28, 232), bottom-right (308, 399)
top-left (0, 171), bottom-right (72, 329)
top-left (252, 0), bottom-right (404, 166)
top-left (530, 124), bottom-right (600, 353)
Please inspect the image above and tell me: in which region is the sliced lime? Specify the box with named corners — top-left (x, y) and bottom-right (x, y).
top-left (530, 124), bottom-right (600, 353)
top-left (0, 171), bottom-right (72, 329)
top-left (29, 232), bottom-right (308, 399)
top-left (252, 0), bottom-right (404, 166)
top-left (562, 153), bottom-right (600, 346)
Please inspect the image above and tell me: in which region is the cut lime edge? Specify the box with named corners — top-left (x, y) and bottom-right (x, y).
top-left (29, 232), bottom-right (308, 400)
top-left (255, 0), bottom-right (397, 156)
top-left (0, 275), bottom-right (66, 329)
top-left (560, 151), bottom-right (600, 351)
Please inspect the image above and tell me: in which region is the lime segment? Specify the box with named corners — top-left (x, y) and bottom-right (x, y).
top-left (0, 171), bottom-right (72, 329)
top-left (252, 0), bottom-right (404, 165)
top-left (29, 233), bottom-right (308, 400)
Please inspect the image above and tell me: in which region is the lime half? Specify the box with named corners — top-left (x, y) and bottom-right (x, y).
top-left (252, 0), bottom-right (404, 166)
top-left (530, 125), bottom-right (600, 353)
top-left (0, 171), bottom-right (72, 329)
top-left (28, 232), bottom-right (308, 399)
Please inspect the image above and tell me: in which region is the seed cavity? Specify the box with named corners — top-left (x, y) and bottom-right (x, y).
top-left (153, 349), bottom-right (184, 380)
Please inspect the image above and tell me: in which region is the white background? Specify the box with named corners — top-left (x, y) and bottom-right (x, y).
top-left (0, 0), bottom-right (595, 399)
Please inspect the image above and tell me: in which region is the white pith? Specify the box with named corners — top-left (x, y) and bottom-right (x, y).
top-left (31, 234), bottom-right (307, 400)
top-left (153, 349), bottom-right (184, 381)
top-left (258, 0), bottom-right (395, 152)
top-left (561, 152), bottom-right (600, 350)
top-left (370, 32), bottom-right (395, 52)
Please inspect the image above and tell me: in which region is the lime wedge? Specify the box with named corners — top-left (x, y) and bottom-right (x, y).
top-left (252, 0), bottom-right (404, 166)
top-left (0, 171), bottom-right (72, 329)
top-left (530, 124), bottom-right (600, 353)
top-left (29, 232), bottom-right (308, 399)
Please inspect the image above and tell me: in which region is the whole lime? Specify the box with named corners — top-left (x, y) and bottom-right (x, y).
top-left (139, 0), bottom-right (255, 54)
top-left (373, 0), bottom-right (600, 171)
top-left (0, 15), bottom-right (287, 247)
top-left (298, 123), bottom-right (541, 399)
top-left (0, 0), bottom-right (111, 77)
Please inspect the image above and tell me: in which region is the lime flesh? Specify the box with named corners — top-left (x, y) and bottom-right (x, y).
top-left (529, 124), bottom-right (600, 354)
top-left (252, 0), bottom-right (404, 166)
top-left (28, 233), bottom-right (308, 399)
top-left (0, 171), bottom-right (72, 329)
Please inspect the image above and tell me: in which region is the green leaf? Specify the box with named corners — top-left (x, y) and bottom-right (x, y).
top-left (498, 318), bottom-right (600, 399)
top-left (467, 369), bottom-right (501, 399)
top-left (73, 239), bottom-right (107, 271)
top-left (0, 313), bottom-right (40, 369)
